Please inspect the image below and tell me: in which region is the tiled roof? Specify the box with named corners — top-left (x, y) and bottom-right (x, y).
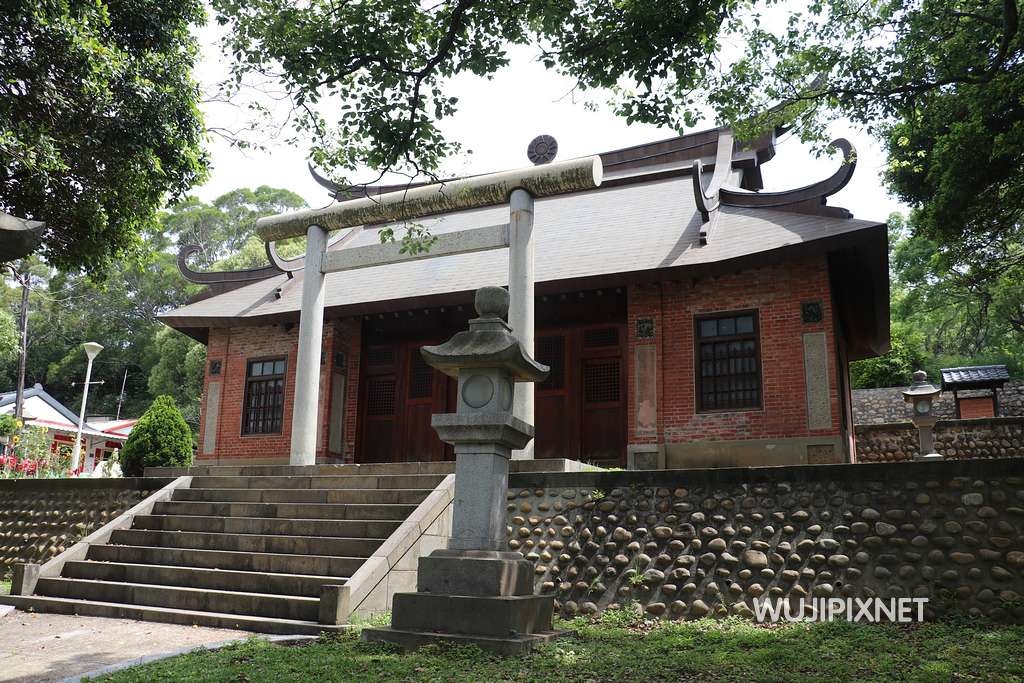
top-left (160, 174), bottom-right (884, 327)
top-left (940, 365), bottom-right (1011, 388)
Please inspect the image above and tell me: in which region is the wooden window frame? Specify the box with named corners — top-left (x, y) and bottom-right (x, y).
top-left (694, 309), bottom-right (763, 413)
top-left (242, 356), bottom-right (287, 436)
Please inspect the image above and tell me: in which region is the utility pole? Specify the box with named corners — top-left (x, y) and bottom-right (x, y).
top-left (115, 367), bottom-right (128, 420)
top-left (12, 263), bottom-right (29, 420)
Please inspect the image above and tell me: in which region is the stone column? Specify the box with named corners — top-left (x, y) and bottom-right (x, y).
top-left (289, 224), bottom-right (328, 465)
top-left (509, 188), bottom-right (535, 460)
top-left (362, 286), bottom-right (559, 655)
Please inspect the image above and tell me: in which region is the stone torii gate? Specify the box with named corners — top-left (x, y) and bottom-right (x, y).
top-left (254, 155), bottom-right (603, 466)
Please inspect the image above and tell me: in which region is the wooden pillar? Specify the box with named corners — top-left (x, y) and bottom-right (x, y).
top-left (290, 224), bottom-right (328, 465)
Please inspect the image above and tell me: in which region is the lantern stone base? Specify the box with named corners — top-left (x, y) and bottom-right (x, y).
top-left (361, 549), bottom-right (563, 655)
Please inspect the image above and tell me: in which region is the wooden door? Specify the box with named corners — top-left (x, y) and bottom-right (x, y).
top-left (533, 325), bottom-right (626, 466)
top-left (358, 345), bottom-right (398, 463)
top-left (399, 345), bottom-right (450, 461)
top-left (579, 327), bottom-right (626, 465)
top-left (357, 341), bottom-right (453, 463)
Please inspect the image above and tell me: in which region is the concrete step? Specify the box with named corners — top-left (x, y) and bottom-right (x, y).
top-left (148, 462), bottom-right (457, 477)
top-left (172, 487), bottom-right (432, 505)
top-left (109, 528), bottom-right (383, 558)
top-left (88, 544), bottom-right (363, 577)
top-left (0, 594), bottom-right (339, 636)
top-left (36, 577), bottom-right (321, 621)
top-left (62, 560), bottom-right (345, 598)
top-left (189, 473), bottom-right (446, 490)
top-left (145, 458), bottom-right (583, 478)
top-left (132, 514), bottom-right (402, 539)
top-left (153, 500), bottom-right (417, 521)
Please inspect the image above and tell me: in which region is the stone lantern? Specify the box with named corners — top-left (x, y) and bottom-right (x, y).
top-left (363, 286), bottom-right (559, 655)
top-left (903, 370), bottom-right (942, 460)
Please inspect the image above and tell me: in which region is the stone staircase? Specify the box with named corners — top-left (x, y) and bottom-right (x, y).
top-left (0, 462), bottom-right (453, 634)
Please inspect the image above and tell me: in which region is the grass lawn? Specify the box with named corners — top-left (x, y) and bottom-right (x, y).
top-left (91, 612), bottom-right (1024, 683)
top-left (0, 578), bottom-right (9, 596)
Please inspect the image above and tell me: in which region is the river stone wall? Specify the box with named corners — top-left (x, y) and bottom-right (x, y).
top-left (855, 417), bottom-right (1024, 462)
top-left (505, 460), bottom-right (1024, 622)
top-left (853, 380), bottom-right (1024, 425)
top-left (0, 478), bottom-right (165, 571)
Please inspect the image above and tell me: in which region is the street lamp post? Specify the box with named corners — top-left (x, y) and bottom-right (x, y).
top-left (902, 369), bottom-right (943, 460)
top-left (70, 342), bottom-right (103, 474)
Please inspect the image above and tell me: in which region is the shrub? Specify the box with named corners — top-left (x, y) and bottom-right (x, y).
top-left (121, 395), bottom-right (194, 476)
top-left (0, 414), bottom-right (17, 437)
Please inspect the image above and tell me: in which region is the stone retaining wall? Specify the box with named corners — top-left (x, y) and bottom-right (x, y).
top-left (0, 479), bottom-right (165, 572)
top-left (853, 380), bottom-right (1024, 425)
top-left (505, 460), bottom-right (1024, 622)
top-left (855, 417), bottom-right (1024, 462)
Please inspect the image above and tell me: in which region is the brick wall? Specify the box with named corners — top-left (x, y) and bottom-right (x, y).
top-left (626, 255), bottom-right (843, 450)
top-left (199, 319), bottom-right (355, 462)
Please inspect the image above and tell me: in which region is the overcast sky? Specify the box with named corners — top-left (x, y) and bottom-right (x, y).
top-left (192, 29), bottom-right (907, 224)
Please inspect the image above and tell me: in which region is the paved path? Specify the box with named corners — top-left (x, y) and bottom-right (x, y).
top-left (0, 610), bottom-right (252, 682)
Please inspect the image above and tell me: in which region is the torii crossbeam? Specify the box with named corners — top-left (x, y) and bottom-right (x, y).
top-left (254, 156), bottom-right (603, 465)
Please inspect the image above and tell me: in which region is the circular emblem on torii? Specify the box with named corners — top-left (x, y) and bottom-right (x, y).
top-left (527, 135), bottom-right (558, 165)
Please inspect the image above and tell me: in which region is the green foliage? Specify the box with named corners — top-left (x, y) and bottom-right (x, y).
top-left (0, 414), bottom-right (16, 437)
top-left (93, 616), bottom-right (1024, 682)
top-left (851, 213), bottom-right (1024, 388)
top-left (0, 310), bottom-right (17, 365)
top-left (121, 395), bottom-right (194, 477)
top-left (0, 186), bottom-right (304, 428)
top-left (209, 0), bottom-right (738, 184)
top-left (850, 323), bottom-right (932, 390)
top-left (148, 328), bottom-right (206, 428)
top-left (163, 186), bottom-right (307, 269)
top-left (1, 0), bottom-right (208, 273)
top-left (209, 0), bottom-right (1023, 301)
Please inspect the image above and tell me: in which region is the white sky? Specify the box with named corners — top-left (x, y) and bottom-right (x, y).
top-left (192, 29), bottom-right (907, 224)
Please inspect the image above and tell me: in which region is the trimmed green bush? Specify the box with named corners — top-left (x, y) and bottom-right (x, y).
top-left (121, 395), bottom-right (194, 477)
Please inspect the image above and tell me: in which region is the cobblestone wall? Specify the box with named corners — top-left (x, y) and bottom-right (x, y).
top-left (0, 479), bottom-right (163, 571)
top-left (853, 380), bottom-right (1024, 425)
top-left (855, 418), bottom-right (1024, 462)
top-left (505, 460), bottom-right (1024, 622)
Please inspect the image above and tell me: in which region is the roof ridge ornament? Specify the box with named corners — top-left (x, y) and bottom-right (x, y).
top-left (718, 139), bottom-right (857, 215)
top-left (693, 127), bottom-right (735, 244)
top-left (527, 135), bottom-right (558, 165)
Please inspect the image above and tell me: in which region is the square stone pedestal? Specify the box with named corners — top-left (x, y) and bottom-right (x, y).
top-left (361, 550), bottom-right (564, 656)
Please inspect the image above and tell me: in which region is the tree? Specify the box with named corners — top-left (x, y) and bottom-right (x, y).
top-left (0, 310), bottom-right (16, 366)
top-left (148, 327), bottom-right (206, 428)
top-left (120, 395), bottom-right (193, 476)
top-left (210, 0), bottom-right (738, 184)
top-left (0, 187), bottom-right (304, 425)
top-left (1, 0), bottom-right (208, 273)
top-left (211, 0), bottom-right (1022, 287)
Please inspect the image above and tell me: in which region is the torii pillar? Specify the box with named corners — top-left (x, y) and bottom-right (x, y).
top-left (254, 155), bottom-right (602, 466)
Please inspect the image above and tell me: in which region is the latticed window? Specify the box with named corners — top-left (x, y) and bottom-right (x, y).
top-left (243, 358), bottom-right (286, 434)
top-left (695, 312), bottom-right (761, 411)
top-left (407, 352), bottom-right (434, 399)
top-left (536, 335), bottom-right (565, 390)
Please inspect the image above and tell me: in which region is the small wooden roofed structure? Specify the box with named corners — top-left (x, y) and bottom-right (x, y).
top-left (940, 365), bottom-right (1011, 418)
top-left (165, 125), bottom-right (889, 363)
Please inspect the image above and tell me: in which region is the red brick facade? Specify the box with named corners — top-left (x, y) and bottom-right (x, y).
top-left (625, 255), bottom-right (844, 456)
top-left (197, 254), bottom-right (850, 465)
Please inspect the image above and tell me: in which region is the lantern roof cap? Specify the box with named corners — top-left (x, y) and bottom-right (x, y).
top-left (902, 370), bottom-right (941, 400)
top-left (420, 287), bottom-right (549, 382)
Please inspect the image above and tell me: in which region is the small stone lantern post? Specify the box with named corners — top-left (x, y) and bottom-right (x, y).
top-left (363, 286), bottom-right (560, 655)
top-left (903, 370), bottom-right (943, 460)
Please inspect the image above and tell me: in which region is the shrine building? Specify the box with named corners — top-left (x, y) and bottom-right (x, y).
top-left (161, 126), bottom-right (889, 469)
